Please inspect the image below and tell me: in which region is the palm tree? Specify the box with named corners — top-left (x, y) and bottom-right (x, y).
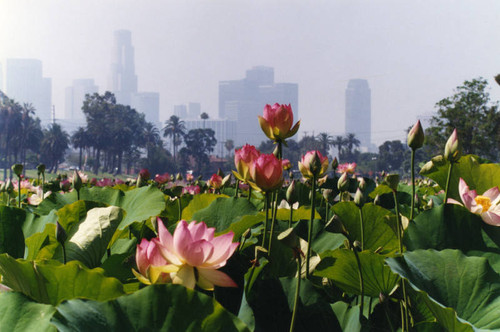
top-left (71, 127), bottom-right (89, 170)
top-left (224, 139), bottom-right (234, 159)
top-left (41, 123), bottom-right (69, 173)
top-left (345, 133), bottom-right (360, 159)
top-left (143, 122), bottom-right (161, 160)
top-left (332, 135), bottom-right (347, 160)
top-left (200, 112), bottom-right (209, 129)
top-left (163, 115), bottom-right (186, 161)
top-left (317, 132), bottom-right (332, 157)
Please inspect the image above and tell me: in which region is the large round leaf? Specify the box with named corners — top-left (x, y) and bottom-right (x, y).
top-left (182, 193), bottom-right (227, 221)
top-left (51, 284), bottom-right (249, 331)
top-left (192, 197), bottom-right (258, 233)
top-left (387, 249), bottom-right (500, 330)
top-left (0, 255), bottom-right (125, 305)
top-left (0, 291), bottom-right (56, 331)
top-left (0, 206), bottom-right (25, 258)
top-left (420, 154), bottom-right (500, 201)
top-left (333, 202), bottom-right (399, 254)
top-left (314, 248), bottom-right (400, 297)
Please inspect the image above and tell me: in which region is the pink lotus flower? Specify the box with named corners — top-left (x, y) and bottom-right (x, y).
top-left (208, 174), bottom-right (223, 189)
top-left (448, 178), bottom-right (500, 226)
top-left (181, 185), bottom-right (201, 195)
top-left (60, 179), bottom-right (72, 192)
top-left (139, 168), bottom-right (151, 180)
top-left (337, 162), bottom-right (357, 174)
top-left (258, 103), bottom-right (300, 141)
top-left (153, 219), bottom-right (239, 290)
top-left (27, 187), bottom-right (52, 206)
top-left (186, 173), bottom-right (194, 182)
top-left (133, 238), bottom-right (173, 284)
top-left (234, 144), bottom-right (260, 182)
top-left (155, 172), bottom-right (170, 184)
top-left (96, 178), bottom-right (113, 187)
top-left (298, 150), bottom-right (329, 179)
top-left (250, 153), bottom-right (284, 192)
top-left (69, 171), bottom-right (88, 184)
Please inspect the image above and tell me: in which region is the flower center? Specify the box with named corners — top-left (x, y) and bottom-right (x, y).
top-left (475, 195), bottom-right (492, 213)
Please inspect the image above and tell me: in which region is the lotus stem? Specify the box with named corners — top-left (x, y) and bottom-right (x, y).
top-left (178, 196), bottom-right (182, 221)
top-left (262, 192), bottom-right (270, 248)
top-left (269, 190), bottom-right (278, 255)
top-left (410, 149), bottom-right (416, 221)
top-left (18, 178), bottom-right (21, 208)
top-left (444, 161), bottom-right (454, 203)
top-left (248, 186), bottom-right (252, 201)
top-left (289, 252), bottom-right (301, 332)
top-left (393, 190), bottom-right (409, 331)
top-left (235, 180), bottom-right (239, 197)
top-left (359, 208), bottom-right (364, 251)
top-left (289, 206), bottom-right (293, 228)
top-left (353, 245), bottom-right (364, 321)
top-left (306, 174), bottom-right (317, 278)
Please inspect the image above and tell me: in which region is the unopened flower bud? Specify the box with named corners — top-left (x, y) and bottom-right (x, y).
top-left (407, 120), bottom-right (425, 150)
top-left (11, 164), bottom-right (23, 177)
top-left (353, 240), bottom-right (362, 251)
top-left (72, 170), bottom-right (82, 191)
top-left (286, 180), bottom-right (298, 204)
top-left (427, 199), bottom-right (434, 209)
top-left (272, 145), bottom-right (280, 158)
top-left (358, 177), bottom-right (366, 191)
top-left (325, 214), bottom-right (348, 235)
top-left (337, 172), bottom-right (349, 192)
top-left (444, 129), bottom-right (461, 162)
top-left (374, 194), bottom-right (381, 206)
top-left (217, 168), bottom-right (225, 178)
top-left (56, 222), bottom-right (67, 245)
top-left (176, 173), bottom-right (183, 181)
top-left (277, 228), bottom-right (299, 249)
top-left (331, 157), bottom-right (339, 171)
top-left (5, 179), bottom-right (13, 193)
top-left (379, 293), bottom-right (387, 304)
top-left (354, 188), bottom-right (364, 207)
top-left (385, 174), bottom-right (400, 192)
top-left (310, 151), bottom-right (322, 175)
top-left (221, 173), bottom-right (232, 187)
top-left (322, 188), bottom-right (333, 201)
top-left (136, 174), bottom-right (142, 188)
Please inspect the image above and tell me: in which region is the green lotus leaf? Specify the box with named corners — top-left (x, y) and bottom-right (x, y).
top-left (0, 291), bottom-right (56, 331)
top-left (0, 206), bottom-right (25, 258)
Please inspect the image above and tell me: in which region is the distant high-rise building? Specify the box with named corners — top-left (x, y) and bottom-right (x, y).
top-left (173, 104), bottom-right (188, 119)
top-left (131, 92), bottom-right (160, 125)
top-left (109, 30), bottom-right (138, 106)
top-left (6, 58), bottom-right (52, 125)
top-left (219, 66), bottom-right (299, 146)
top-left (184, 118), bottom-right (237, 157)
top-left (173, 102), bottom-right (201, 120)
top-left (65, 79), bottom-right (98, 127)
top-left (188, 102), bottom-right (201, 119)
top-left (345, 79), bottom-right (372, 152)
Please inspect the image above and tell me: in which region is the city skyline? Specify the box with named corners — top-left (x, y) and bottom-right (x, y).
top-left (1, 1), bottom-right (500, 146)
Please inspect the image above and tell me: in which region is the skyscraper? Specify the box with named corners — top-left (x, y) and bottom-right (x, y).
top-left (219, 66), bottom-right (299, 146)
top-left (131, 92), bottom-right (160, 126)
top-left (5, 58), bottom-right (52, 125)
top-left (345, 79), bottom-right (371, 151)
top-left (65, 79), bottom-right (99, 131)
top-left (109, 30), bottom-right (138, 106)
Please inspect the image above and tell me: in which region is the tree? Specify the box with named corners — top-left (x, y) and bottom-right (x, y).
top-left (344, 133), bottom-right (360, 160)
top-left (163, 115), bottom-right (186, 161)
top-left (71, 127), bottom-right (89, 170)
top-left (332, 136), bottom-right (347, 160)
top-left (224, 139), bottom-right (234, 158)
top-left (377, 140), bottom-right (407, 172)
top-left (142, 122), bottom-right (162, 160)
top-left (200, 112), bottom-right (209, 129)
top-left (40, 123), bottom-right (69, 173)
top-left (427, 78), bottom-right (500, 160)
top-left (316, 132), bottom-right (332, 157)
top-left (182, 128), bottom-right (217, 175)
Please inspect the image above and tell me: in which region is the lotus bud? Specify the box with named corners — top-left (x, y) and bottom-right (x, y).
top-left (286, 180), bottom-right (298, 204)
top-left (72, 170), bottom-right (82, 192)
top-left (427, 199), bottom-right (434, 209)
top-left (277, 228), bottom-right (299, 249)
top-left (11, 164), bottom-right (23, 177)
top-left (380, 171), bottom-right (386, 178)
top-left (337, 172), bottom-right (349, 192)
top-left (354, 188), bottom-right (364, 207)
top-left (56, 222), bottom-right (67, 244)
top-left (352, 240), bottom-right (362, 252)
top-left (444, 129), bottom-right (461, 162)
top-left (136, 174), bottom-right (142, 188)
top-left (331, 157), bottom-right (339, 171)
top-left (374, 194), bottom-right (381, 206)
top-left (407, 120), bottom-right (425, 150)
top-left (37, 163), bottom-right (46, 175)
top-left (310, 151), bottom-right (323, 175)
top-left (385, 174), bottom-right (400, 192)
top-left (358, 177), bottom-right (366, 191)
top-left (139, 168), bottom-right (150, 181)
top-left (322, 188), bottom-right (333, 201)
top-left (217, 168), bottom-right (224, 178)
top-left (176, 173), bottom-right (183, 181)
top-left (379, 293), bottom-right (387, 304)
top-left (221, 173), bottom-right (232, 187)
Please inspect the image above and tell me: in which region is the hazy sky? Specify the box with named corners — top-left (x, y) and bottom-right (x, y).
top-left (1, 0), bottom-right (500, 146)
